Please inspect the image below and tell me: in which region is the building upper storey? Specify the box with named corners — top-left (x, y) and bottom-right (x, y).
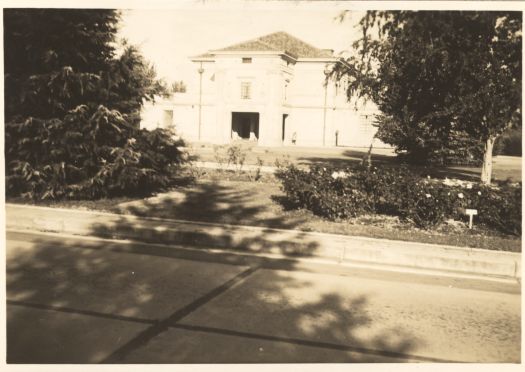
top-left (182, 31), bottom-right (352, 109)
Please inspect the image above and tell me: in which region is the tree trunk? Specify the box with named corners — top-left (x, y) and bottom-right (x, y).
top-left (362, 142), bottom-right (373, 169)
top-left (481, 137), bottom-right (496, 185)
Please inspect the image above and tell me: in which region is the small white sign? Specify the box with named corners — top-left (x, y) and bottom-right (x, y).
top-left (465, 209), bottom-right (478, 216)
top-left (465, 209), bottom-right (478, 229)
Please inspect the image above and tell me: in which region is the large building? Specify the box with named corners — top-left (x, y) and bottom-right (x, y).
top-left (141, 31), bottom-right (384, 148)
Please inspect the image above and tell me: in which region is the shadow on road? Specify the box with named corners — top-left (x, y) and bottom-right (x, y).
top-left (6, 233), bottom-right (426, 363)
top-left (6, 179), bottom-right (428, 363)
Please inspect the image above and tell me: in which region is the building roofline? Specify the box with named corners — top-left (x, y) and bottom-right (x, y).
top-left (191, 50), bottom-right (299, 63)
top-left (189, 53), bottom-right (351, 69)
top-left (193, 31), bottom-right (333, 60)
top-left (297, 57), bottom-right (340, 62)
top-left (190, 56), bottom-right (216, 62)
top-left (295, 57), bottom-right (353, 70)
top-left (210, 50), bottom-right (297, 58)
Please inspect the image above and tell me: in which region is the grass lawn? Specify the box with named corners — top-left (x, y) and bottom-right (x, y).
top-left (188, 143), bottom-right (522, 183)
top-left (13, 172), bottom-right (520, 252)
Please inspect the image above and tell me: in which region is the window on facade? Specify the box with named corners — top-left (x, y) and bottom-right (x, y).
top-left (242, 57), bottom-right (252, 64)
top-left (162, 110), bottom-right (174, 128)
top-left (241, 82), bottom-right (251, 99)
top-left (360, 114), bottom-right (373, 134)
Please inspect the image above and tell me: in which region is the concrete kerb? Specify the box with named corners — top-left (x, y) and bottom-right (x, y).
top-left (6, 203), bottom-right (522, 279)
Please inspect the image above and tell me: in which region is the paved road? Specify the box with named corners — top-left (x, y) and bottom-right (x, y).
top-left (6, 231), bottom-right (521, 363)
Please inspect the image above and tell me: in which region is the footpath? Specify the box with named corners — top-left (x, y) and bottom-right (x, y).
top-left (6, 203), bottom-right (521, 281)
top-left (193, 161), bottom-right (276, 173)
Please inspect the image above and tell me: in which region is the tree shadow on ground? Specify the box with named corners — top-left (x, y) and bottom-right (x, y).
top-left (7, 175), bottom-right (520, 363)
top-left (297, 149), bottom-right (521, 182)
top-left (5, 176), bottom-right (438, 363)
top-left (87, 180), bottom-right (319, 257)
top-left (9, 229), bottom-right (519, 363)
top-left (6, 230), bottom-right (434, 364)
top-left (296, 149), bottom-right (398, 168)
top-left (116, 181), bottom-right (290, 228)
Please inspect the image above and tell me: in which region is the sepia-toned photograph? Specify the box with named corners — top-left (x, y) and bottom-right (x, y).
top-left (3, 0), bottom-right (522, 367)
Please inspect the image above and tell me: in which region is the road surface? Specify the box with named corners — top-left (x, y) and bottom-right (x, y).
top-left (6, 231), bottom-right (521, 363)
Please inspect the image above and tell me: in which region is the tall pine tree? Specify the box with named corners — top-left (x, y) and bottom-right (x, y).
top-left (5, 9), bottom-right (119, 120)
top-left (4, 9), bottom-right (182, 200)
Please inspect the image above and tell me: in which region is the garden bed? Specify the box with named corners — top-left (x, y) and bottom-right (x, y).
top-left (276, 164), bottom-right (521, 237)
top-left (9, 172), bottom-right (521, 252)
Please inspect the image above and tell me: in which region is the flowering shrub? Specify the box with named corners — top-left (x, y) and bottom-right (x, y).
top-left (400, 181), bottom-right (459, 229)
top-left (352, 165), bottom-right (420, 215)
top-left (461, 184), bottom-right (521, 236)
top-left (275, 164), bottom-right (521, 235)
top-left (275, 165), bottom-right (371, 218)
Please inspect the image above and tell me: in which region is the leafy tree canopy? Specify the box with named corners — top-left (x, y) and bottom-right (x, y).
top-left (334, 11), bottom-right (521, 177)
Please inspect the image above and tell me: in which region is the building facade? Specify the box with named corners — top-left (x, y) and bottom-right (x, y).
top-left (141, 31), bottom-right (385, 148)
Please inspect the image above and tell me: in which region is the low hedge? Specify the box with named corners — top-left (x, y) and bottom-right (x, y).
top-left (275, 164), bottom-right (521, 236)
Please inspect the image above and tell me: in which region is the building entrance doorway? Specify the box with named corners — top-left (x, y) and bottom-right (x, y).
top-left (231, 112), bottom-right (259, 141)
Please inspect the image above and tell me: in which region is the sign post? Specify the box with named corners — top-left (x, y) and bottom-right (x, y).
top-left (465, 209), bottom-right (478, 229)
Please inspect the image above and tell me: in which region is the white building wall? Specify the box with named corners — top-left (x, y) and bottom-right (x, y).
top-left (140, 52), bottom-right (390, 148)
top-left (286, 60), bottom-right (350, 147)
top-left (140, 101), bottom-right (164, 131)
top-left (212, 55), bottom-right (286, 146)
top-left (287, 61), bottom-right (327, 107)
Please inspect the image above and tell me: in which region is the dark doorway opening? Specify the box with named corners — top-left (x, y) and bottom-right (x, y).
top-left (231, 112), bottom-right (259, 141)
top-left (282, 114), bottom-right (288, 143)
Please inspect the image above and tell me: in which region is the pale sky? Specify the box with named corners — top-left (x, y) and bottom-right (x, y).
top-left (118, 6), bottom-right (363, 83)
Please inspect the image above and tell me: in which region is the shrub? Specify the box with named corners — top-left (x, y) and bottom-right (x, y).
top-left (494, 127), bottom-right (522, 156)
top-left (6, 105), bottom-right (186, 200)
top-left (213, 145), bottom-right (226, 166)
top-left (277, 165), bottom-right (381, 219)
top-left (462, 183), bottom-right (521, 236)
top-left (350, 165), bottom-right (419, 215)
top-left (309, 167), bottom-right (372, 218)
top-left (226, 144), bottom-right (247, 170)
top-left (275, 165), bottom-right (318, 209)
top-left (396, 137), bottom-right (484, 166)
top-left (487, 185), bottom-right (521, 236)
top-left (275, 164), bottom-right (521, 235)
top-left (252, 157), bottom-right (264, 181)
top-left (400, 181), bottom-right (459, 229)
top-left (212, 144), bottom-right (249, 171)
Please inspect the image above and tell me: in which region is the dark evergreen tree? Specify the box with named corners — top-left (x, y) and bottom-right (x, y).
top-left (4, 9), bottom-right (119, 120)
top-left (4, 9), bottom-right (183, 200)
